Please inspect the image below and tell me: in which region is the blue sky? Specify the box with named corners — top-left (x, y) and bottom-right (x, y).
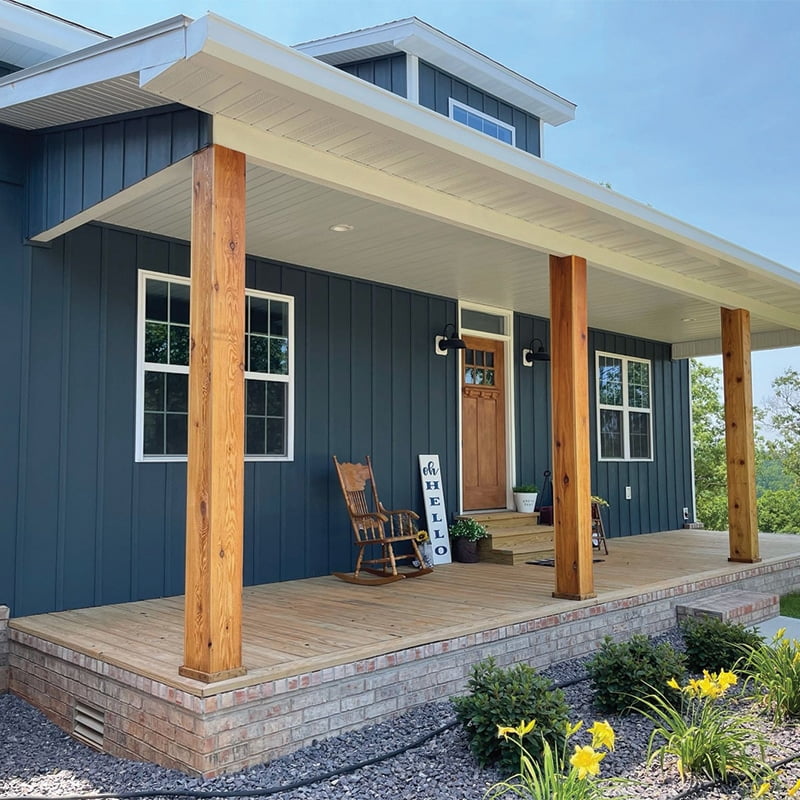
top-left (34, 0), bottom-right (800, 406)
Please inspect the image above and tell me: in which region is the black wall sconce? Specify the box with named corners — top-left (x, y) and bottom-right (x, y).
top-left (522, 337), bottom-right (550, 366)
top-left (435, 323), bottom-right (466, 356)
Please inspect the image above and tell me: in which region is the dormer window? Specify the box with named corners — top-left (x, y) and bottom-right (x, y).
top-left (448, 98), bottom-right (515, 146)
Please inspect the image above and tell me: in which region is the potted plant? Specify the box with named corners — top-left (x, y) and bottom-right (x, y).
top-left (449, 517), bottom-right (489, 563)
top-left (512, 483), bottom-right (539, 514)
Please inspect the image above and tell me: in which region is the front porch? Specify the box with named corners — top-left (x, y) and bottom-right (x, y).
top-left (8, 530), bottom-right (800, 777)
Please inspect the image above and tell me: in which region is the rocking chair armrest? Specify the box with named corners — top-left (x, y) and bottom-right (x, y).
top-left (378, 504), bottom-right (420, 520)
top-left (352, 511), bottom-right (389, 526)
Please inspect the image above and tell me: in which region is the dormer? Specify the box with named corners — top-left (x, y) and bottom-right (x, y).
top-left (295, 17), bottom-right (575, 158)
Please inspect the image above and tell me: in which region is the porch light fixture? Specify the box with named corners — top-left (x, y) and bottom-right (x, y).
top-left (435, 323), bottom-right (466, 356)
top-left (522, 337), bottom-right (550, 366)
top-left (329, 223), bottom-right (354, 232)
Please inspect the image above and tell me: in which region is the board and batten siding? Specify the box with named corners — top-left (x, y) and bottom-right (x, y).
top-left (26, 106), bottom-right (211, 238)
top-left (513, 313), bottom-right (694, 538)
top-left (3, 223), bottom-right (459, 616)
top-left (337, 54), bottom-right (407, 97)
top-left (418, 61), bottom-right (541, 156)
top-left (0, 126), bottom-right (27, 617)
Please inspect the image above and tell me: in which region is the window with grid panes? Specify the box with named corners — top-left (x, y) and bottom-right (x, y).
top-left (596, 352), bottom-right (652, 461)
top-left (136, 271), bottom-right (293, 461)
top-left (463, 346), bottom-right (496, 386)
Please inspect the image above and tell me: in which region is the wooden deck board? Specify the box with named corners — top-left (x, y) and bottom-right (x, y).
top-left (10, 530), bottom-right (800, 696)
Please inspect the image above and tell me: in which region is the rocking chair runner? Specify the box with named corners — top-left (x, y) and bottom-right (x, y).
top-left (332, 455), bottom-right (433, 585)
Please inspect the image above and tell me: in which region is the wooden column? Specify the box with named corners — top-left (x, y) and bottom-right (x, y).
top-left (179, 145), bottom-right (248, 683)
top-left (721, 307), bottom-right (760, 563)
top-left (549, 254), bottom-right (595, 600)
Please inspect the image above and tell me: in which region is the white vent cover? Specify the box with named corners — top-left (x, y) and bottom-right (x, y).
top-left (73, 700), bottom-right (105, 750)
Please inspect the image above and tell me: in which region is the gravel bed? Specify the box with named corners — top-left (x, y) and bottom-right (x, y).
top-left (1, 628), bottom-right (799, 800)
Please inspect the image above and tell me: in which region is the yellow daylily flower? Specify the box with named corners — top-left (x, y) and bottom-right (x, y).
top-left (716, 670), bottom-right (738, 691)
top-left (667, 677), bottom-right (681, 690)
top-left (497, 719), bottom-right (536, 740)
top-left (789, 778), bottom-right (800, 797)
top-left (569, 744), bottom-right (605, 780)
top-left (775, 627), bottom-right (787, 641)
top-left (753, 781), bottom-right (770, 798)
top-left (566, 720), bottom-right (584, 737)
top-left (588, 720), bottom-right (615, 751)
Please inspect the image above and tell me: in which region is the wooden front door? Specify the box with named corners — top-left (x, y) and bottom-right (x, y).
top-left (462, 336), bottom-right (507, 510)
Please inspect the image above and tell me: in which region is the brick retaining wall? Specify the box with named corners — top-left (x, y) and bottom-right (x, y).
top-left (9, 556), bottom-right (800, 777)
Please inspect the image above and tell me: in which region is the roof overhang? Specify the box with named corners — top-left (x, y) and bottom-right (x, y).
top-left (0, 0), bottom-right (106, 70)
top-left (1, 11), bottom-right (799, 358)
top-left (294, 17), bottom-right (576, 126)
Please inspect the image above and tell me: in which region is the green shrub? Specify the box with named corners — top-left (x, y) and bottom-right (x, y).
top-left (681, 616), bottom-right (763, 673)
top-left (452, 657), bottom-right (569, 773)
top-left (587, 635), bottom-right (686, 714)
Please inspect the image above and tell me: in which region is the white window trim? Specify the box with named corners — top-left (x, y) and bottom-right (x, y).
top-left (135, 269), bottom-right (295, 463)
top-left (448, 98), bottom-right (516, 146)
top-left (595, 350), bottom-right (654, 463)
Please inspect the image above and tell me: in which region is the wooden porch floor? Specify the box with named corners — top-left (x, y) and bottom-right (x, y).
top-left (11, 530), bottom-right (800, 697)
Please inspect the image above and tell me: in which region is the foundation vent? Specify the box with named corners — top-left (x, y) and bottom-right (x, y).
top-left (73, 701), bottom-right (105, 750)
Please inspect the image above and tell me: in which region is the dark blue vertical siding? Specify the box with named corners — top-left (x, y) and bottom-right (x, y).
top-left (27, 107), bottom-right (212, 239)
top-left (513, 314), bottom-right (693, 538)
top-left (0, 129), bottom-right (26, 611)
top-left (419, 61), bottom-right (541, 156)
top-left (338, 54), bottom-right (407, 97)
top-left (4, 223), bottom-right (460, 616)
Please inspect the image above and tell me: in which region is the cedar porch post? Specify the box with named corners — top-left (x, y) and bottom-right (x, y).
top-left (179, 145), bottom-right (248, 683)
top-left (720, 307), bottom-right (760, 563)
top-left (549, 254), bottom-right (595, 600)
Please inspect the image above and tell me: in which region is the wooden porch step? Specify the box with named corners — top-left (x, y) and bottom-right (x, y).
top-left (477, 525), bottom-right (555, 565)
top-left (460, 510), bottom-right (540, 528)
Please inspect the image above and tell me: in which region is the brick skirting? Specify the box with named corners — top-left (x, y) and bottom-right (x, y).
top-left (9, 556), bottom-right (800, 777)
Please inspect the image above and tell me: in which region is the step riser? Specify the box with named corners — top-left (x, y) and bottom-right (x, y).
top-left (486, 530), bottom-right (554, 548)
top-left (480, 548), bottom-right (556, 565)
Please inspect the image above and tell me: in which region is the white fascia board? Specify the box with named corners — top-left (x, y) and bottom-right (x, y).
top-left (295, 16), bottom-right (575, 126)
top-left (672, 329), bottom-right (800, 359)
top-left (0, 0), bottom-right (107, 58)
top-left (0, 16), bottom-right (188, 110)
top-left (177, 14), bottom-right (800, 295)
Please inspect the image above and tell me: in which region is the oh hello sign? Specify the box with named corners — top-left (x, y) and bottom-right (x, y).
top-left (418, 455), bottom-right (452, 565)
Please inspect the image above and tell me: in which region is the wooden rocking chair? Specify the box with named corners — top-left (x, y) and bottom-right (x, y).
top-left (332, 455), bottom-right (433, 585)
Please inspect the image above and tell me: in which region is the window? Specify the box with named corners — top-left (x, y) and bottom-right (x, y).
top-left (596, 352), bottom-right (652, 461)
top-left (136, 271), bottom-right (294, 461)
top-left (448, 98), bottom-right (515, 146)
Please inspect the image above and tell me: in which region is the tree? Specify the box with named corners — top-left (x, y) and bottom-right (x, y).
top-left (690, 361), bottom-right (729, 529)
top-left (764, 368), bottom-right (800, 486)
top-left (757, 490), bottom-right (800, 533)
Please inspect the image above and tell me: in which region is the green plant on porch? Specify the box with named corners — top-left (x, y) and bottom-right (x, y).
top-left (485, 718), bottom-right (620, 800)
top-left (452, 657), bottom-right (568, 773)
top-left (680, 615), bottom-right (763, 673)
top-left (742, 628), bottom-right (800, 723)
top-left (512, 484), bottom-right (539, 494)
top-left (448, 517), bottom-right (489, 542)
top-left (586, 634), bottom-right (686, 714)
top-left (641, 670), bottom-right (770, 787)
top-left (590, 495), bottom-right (609, 507)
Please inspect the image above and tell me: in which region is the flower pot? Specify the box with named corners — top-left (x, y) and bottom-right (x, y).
top-left (452, 537), bottom-right (479, 563)
top-left (513, 492), bottom-right (538, 514)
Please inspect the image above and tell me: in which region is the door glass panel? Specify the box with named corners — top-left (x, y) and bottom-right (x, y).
top-left (461, 309), bottom-right (505, 335)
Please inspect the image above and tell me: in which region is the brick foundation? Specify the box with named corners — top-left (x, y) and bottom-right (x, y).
top-left (0, 605), bottom-right (8, 693)
top-left (9, 555), bottom-right (800, 777)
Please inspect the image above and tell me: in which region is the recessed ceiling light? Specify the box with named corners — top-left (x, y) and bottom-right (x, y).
top-left (329, 223), bottom-right (354, 233)
top-left (681, 317), bottom-right (696, 323)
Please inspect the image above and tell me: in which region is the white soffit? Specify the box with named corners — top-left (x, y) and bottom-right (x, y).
top-left (0, 15), bottom-right (188, 128)
top-left (294, 17), bottom-right (576, 126)
top-left (0, 0), bottom-right (106, 69)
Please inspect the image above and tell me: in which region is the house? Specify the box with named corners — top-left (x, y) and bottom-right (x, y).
top-left (1, 1), bottom-right (800, 773)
